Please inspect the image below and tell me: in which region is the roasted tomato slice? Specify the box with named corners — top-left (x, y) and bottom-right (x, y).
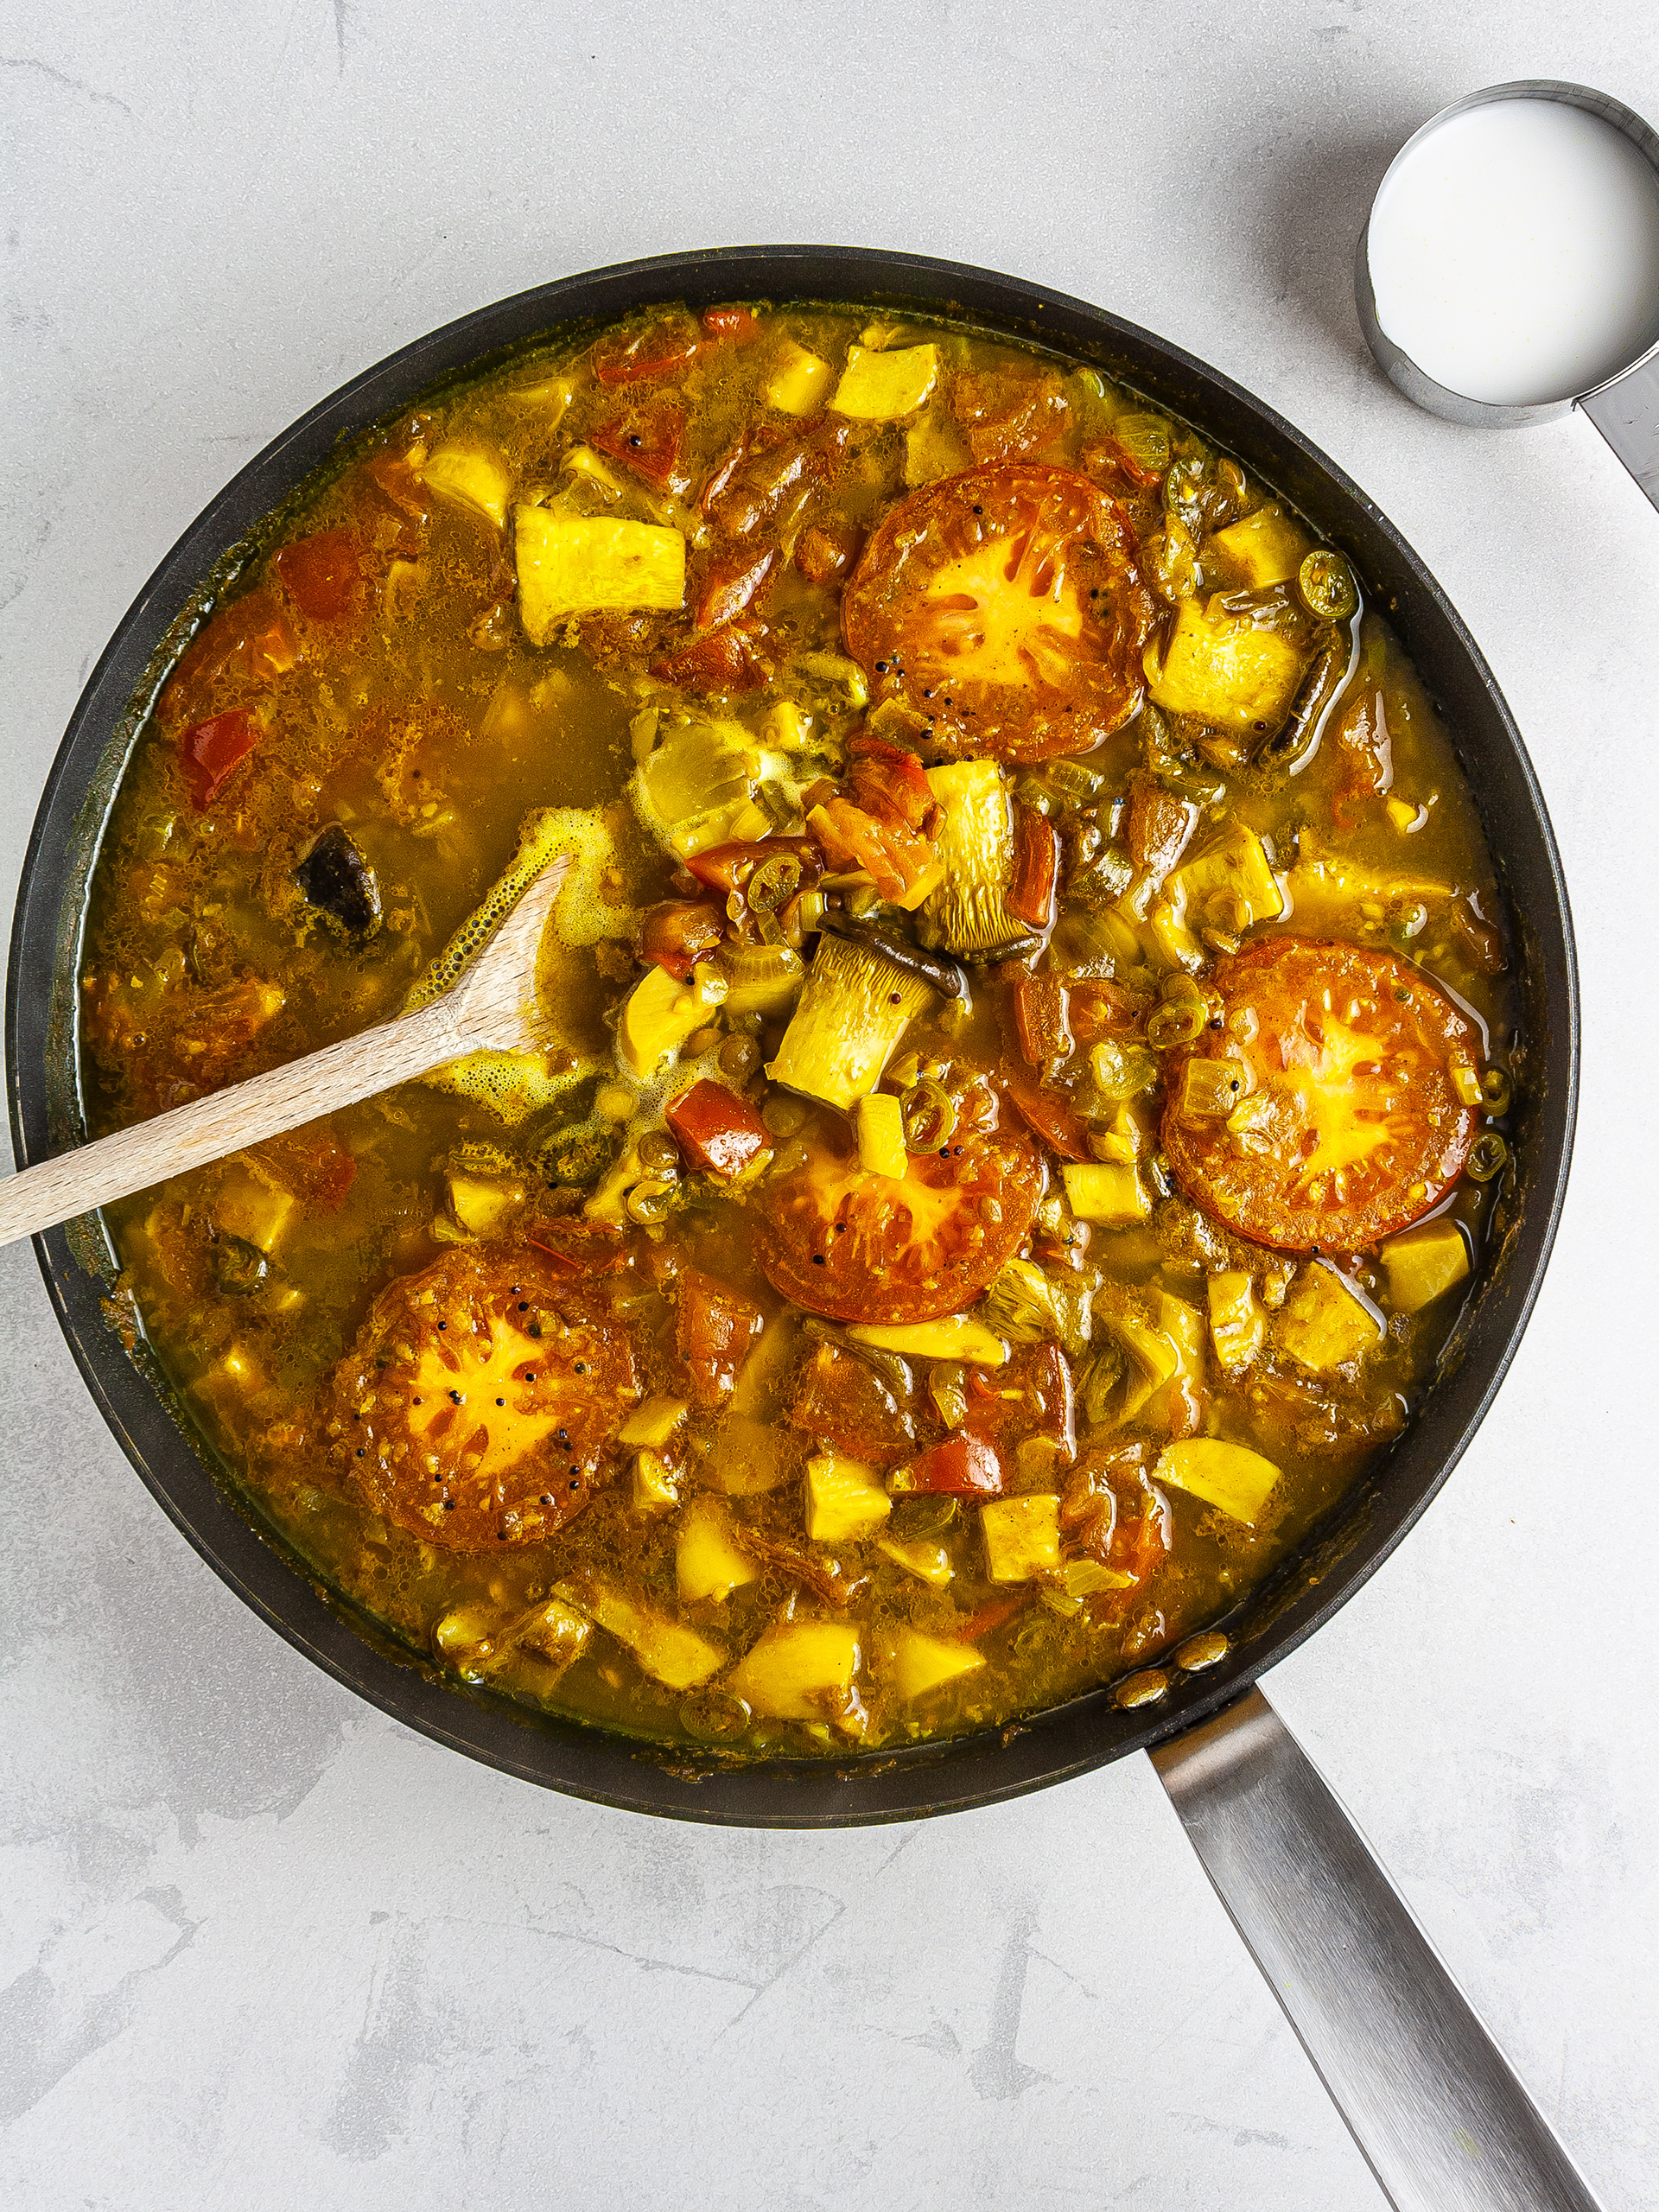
top-left (1162, 937), bottom-right (1480, 1253)
top-left (841, 463), bottom-right (1156, 763)
top-left (329, 1243), bottom-right (639, 1548)
top-left (752, 1117), bottom-right (1043, 1323)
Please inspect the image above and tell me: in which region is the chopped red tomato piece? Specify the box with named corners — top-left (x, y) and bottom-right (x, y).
top-left (957, 1588), bottom-right (1033, 1641)
top-left (790, 1339), bottom-right (917, 1464)
top-left (179, 710), bottom-right (262, 810)
top-left (702, 421), bottom-right (850, 537)
top-left (844, 734), bottom-right (941, 836)
top-left (963, 1341), bottom-right (1074, 1461)
top-left (684, 836), bottom-right (820, 899)
top-left (1012, 976), bottom-right (1074, 1065)
top-left (806, 794), bottom-right (938, 906)
top-left (950, 365), bottom-right (1068, 464)
top-left (591, 403), bottom-right (686, 492)
top-left (700, 304), bottom-right (761, 342)
top-left (897, 1433), bottom-right (1005, 1497)
top-left (693, 543), bottom-right (776, 631)
top-left (1007, 804), bottom-right (1059, 927)
top-left (999, 1071), bottom-right (1090, 1161)
top-left (651, 623), bottom-right (769, 693)
top-left (591, 311), bottom-right (701, 387)
top-left (273, 530), bottom-right (363, 623)
top-left (161, 591), bottom-right (298, 728)
top-left (665, 1081), bottom-right (772, 1179)
top-left (637, 899), bottom-right (725, 980)
top-left (795, 523), bottom-right (861, 584)
top-left (677, 1269), bottom-right (764, 1407)
top-left (1126, 776), bottom-right (1196, 881)
top-left (366, 451), bottom-right (431, 521)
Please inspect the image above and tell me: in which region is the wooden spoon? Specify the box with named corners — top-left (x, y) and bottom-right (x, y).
top-left (0, 855), bottom-right (570, 1249)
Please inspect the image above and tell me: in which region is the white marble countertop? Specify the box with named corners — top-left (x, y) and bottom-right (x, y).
top-left (3, 5), bottom-right (1656, 2207)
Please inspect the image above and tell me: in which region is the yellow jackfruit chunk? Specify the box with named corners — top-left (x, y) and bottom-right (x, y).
top-left (805, 1452), bottom-right (892, 1544)
top-left (848, 1317), bottom-right (1009, 1365)
top-left (515, 506), bottom-right (685, 645)
top-left (1207, 1270), bottom-right (1266, 1370)
top-left (889, 1630), bottom-right (985, 1702)
top-left (726, 1620), bottom-right (861, 1725)
top-left (1170, 817), bottom-right (1286, 931)
top-left (632, 1450), bottom-right (680, 1515)
top-left (1100, 1307), bottom-right (1183, 1421)
top-left (435, 1596), bottom-right (590, 1683)
top-left (563, 1581), bottom-right (723, 1691)
top-left (618, 1393), bottom-right (688, 1449)
top-left (875, 1533), bottom-right (954, 1587)
top-left (630, 715), bottom-right (790, 859)
top-left (854, 1092), bottom-right (908, 1179)
top-left (1155, 1439), bottom-right (1281, 1527)
top-left (443, 1172), bottom-right (525, 1238)
top-left (831, 343), bottom-right (940, 420)
top-left (1380, 1217), bottom-right (1470, 1314)
top-left (919, 759), bottom-right (1030, 958)
top-left (982, 1494), bottom-right (1062, 1581)
top-left (1061, 1162), bottom-right (1151, 1225)
top-left (1145, 594), bottom-right (1308, 733)
top-left (676, 1501), bottom-right (760, 1604)
top-left (1277, 1262), bottom-right (1383, 1372)
top-left (1211, 504), bottom-right (1312, 588)
top-left (618, 960), bottom-right (728, 1078)
top-left (213, 1172), bottom-right (295, 1255)
top-left (766, 340), bottom-right (834, 416)
top-left (419, 441), bottom-right (512, 531)
top-left (766, 933), bottom-right (934, 1110)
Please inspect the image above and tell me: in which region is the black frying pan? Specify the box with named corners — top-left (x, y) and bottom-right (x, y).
top-left (4, 251), bottom-right (1593, 2209)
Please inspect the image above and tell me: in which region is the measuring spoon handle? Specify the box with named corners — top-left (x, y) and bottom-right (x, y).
top-left (1152, 1688), bottom-right (1604, 2212)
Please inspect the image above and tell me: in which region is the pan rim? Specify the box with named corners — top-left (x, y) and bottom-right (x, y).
top-left (5, 245), bottom-right (1580, 1827)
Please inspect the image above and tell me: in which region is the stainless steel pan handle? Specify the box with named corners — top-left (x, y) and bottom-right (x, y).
top-left (1152, 1688), bottom-right (1603, 2212)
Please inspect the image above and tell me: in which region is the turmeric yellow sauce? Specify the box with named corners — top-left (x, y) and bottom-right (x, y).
top-left (80, 302), bottom-right (1517, 1755)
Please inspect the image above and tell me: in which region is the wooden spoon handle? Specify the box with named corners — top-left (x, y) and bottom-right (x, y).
top-left (0, 995), bottom-right (461, 1249)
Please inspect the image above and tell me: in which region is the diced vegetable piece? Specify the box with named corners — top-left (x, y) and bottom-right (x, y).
top-left (630, 715), bottom-right (791, 858)
top-left (1281, 830), bottom-right (1450, 929)
top-left (1059, 1558), bottom-right (1135, 1599)
top-left (1007, 805), bottom-right (1060, 928)
top-left (1061, 1162), bottom-right (1151, 1225)
top-left (618, 960), bottom-right (728, 1078)
top-left (1179, 1060), bottom-right (1247, 1117)
top-left (618, 1393), bottom-right (689, 1449)
top-left (443, 1171), bottom-right (525, 1238)
top-left (562, 444), bottom-right (626, 498)
top-left (807, 794), bottom-right (943, 908)
top-left (765, 932), bottom-right (934, 1110)
top-left (716, 941), bottom-right (806, 1018)
top-left (1099, 1306), bottom-right (1182, 1421)
top-left (982, 1494), bottom-right (1062, 1580)
top-left (419, 441), bottom-right (512, 530)
top-left (274, 530), bottom-right (363, 622)
top-left (766, 340), bottom-right (834, 415)
top-left (726, 1620), bottom-right (861, 1725)
top-left (566, 1582), bottom-right (723, 1689)
top-left (179, 710), bottom-right (263, 810)
top-left (666, 1080), bottom-right (772, 1179)
top-left (831, 343), bottom-right (940, 420)
top-left (1012, 976), bottom-right (1073, 1065)
top-left (981, 1257), bottom-right (1059, 1343)
top-left (855, 1091), bottom-right (908, 1179)
top-left (435, 1594), bottom-right (591, 1683)
top-left (1207, 1270), bottom-right (1266, 1370)
top-left (888, 1630), bottom-right (986, 1702)
top-left (918, 760), bottom-right (1029, 957)
top-left (1380, 1217), bottom-right (1470, 1314)
top-left (515, 507), bottom-right (685, 645)
top-left (213, 1171), bottom-right (296, 1255)
top-left (888, 1432), bottom-right (1005, 1497)
top-left (1155, 1439), bottom-right (1281, 1526)
top-left (875, 1533), bottom-right (953, 1586)
top-left (805, 1451), bottom-right (893, 1542)
top-left (1144, 594), bottom-right (1308, 734)
top-left (848, 1316), bottom-right (1009, 1364)
top-left (676, 1500), bottom-right (760, 1603)
top-left (1169, 817), bottom-right (1286, 931)
top-left (1386, 795), bottom-right (1425, 836)
top-left (791, 1341), bottom-right (917, 1465)
top-left (1211, 504), bottom-right (1312, 588)
top-left (677, 1269), bottom-right (764, 1408)
top-left (1001, 1072), bottom-right (1091, 1161)
top-left (632, 1449), bottom-right (681, 1514)
top-left (1276, 1262), bottom-right (1383, 1372)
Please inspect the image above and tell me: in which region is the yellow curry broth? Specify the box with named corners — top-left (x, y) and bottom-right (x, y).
top-left (80, 302), bottom-right (1516, 1754)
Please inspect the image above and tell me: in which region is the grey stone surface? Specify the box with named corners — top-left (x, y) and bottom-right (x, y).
top-left (3, 4), bottom-right (1656, 2206)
